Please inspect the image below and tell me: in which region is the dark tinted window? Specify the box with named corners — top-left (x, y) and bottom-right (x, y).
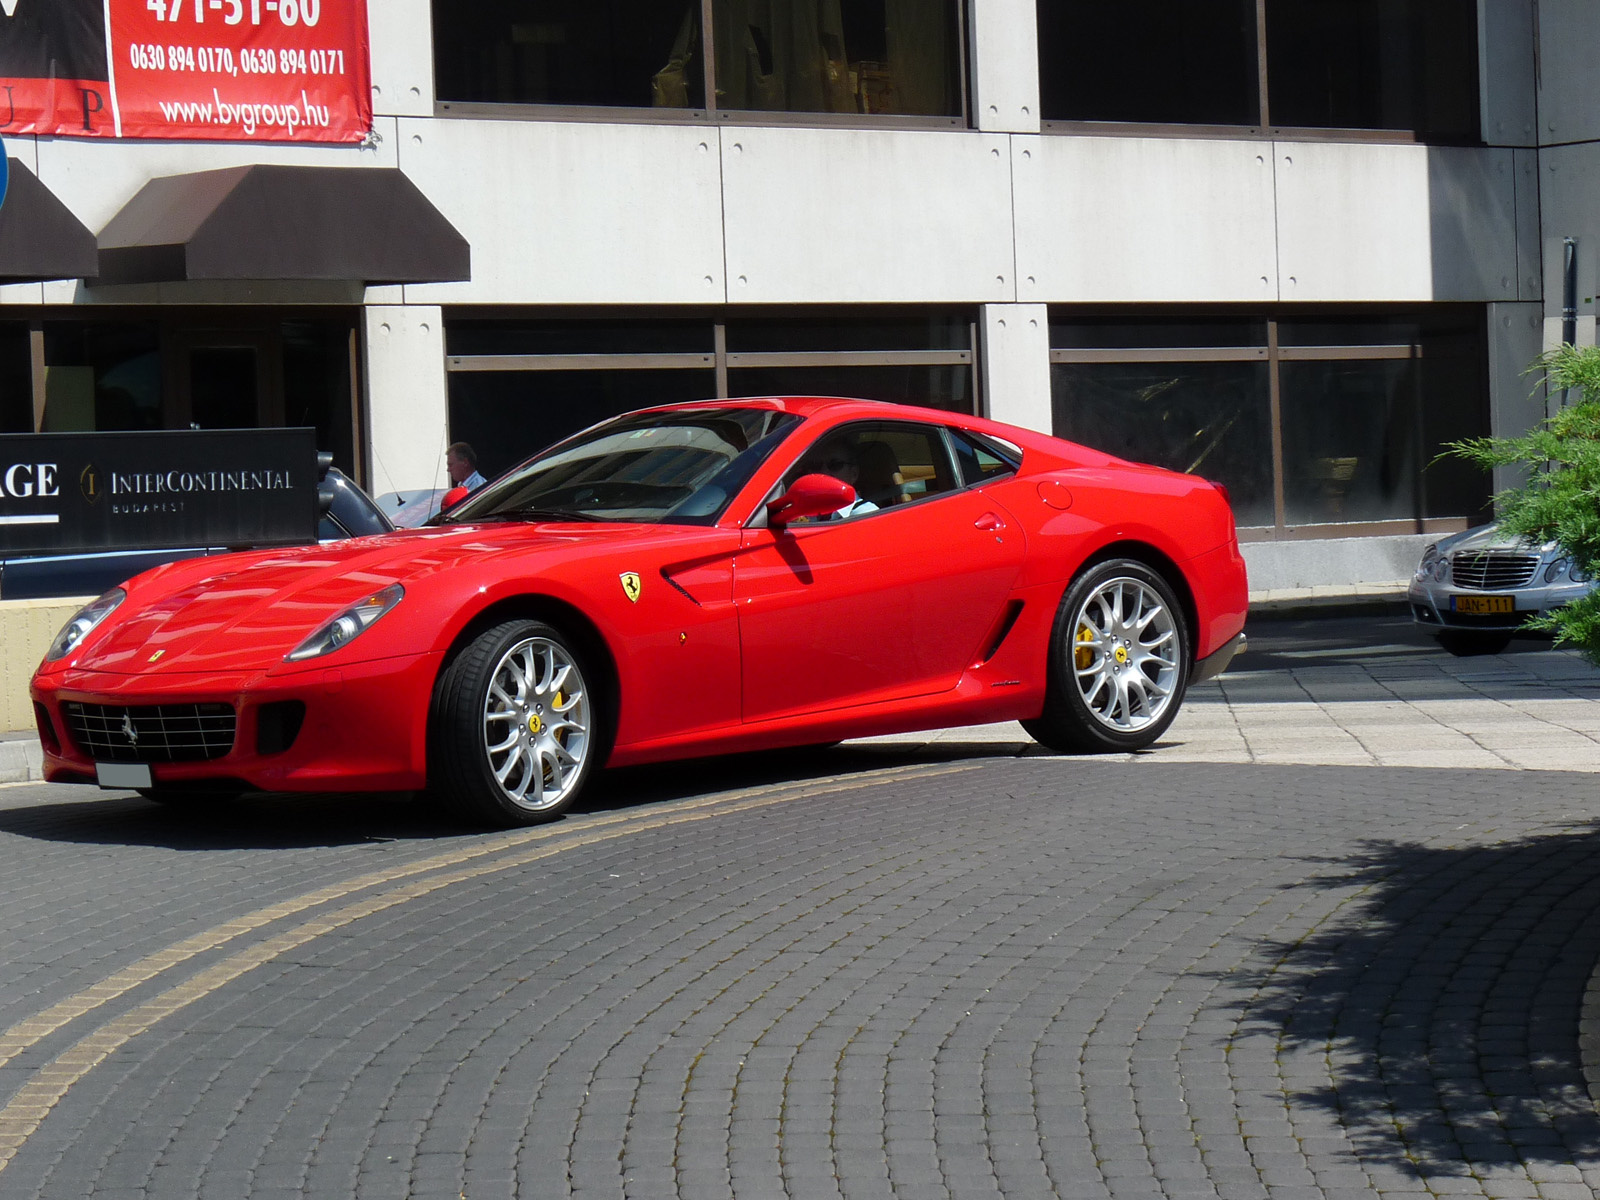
top-left (1052, 360), bottom-right (1276, 528)
top-left (433, 0), bottom-right (704, 109)
top-left (950, 430), bottom-right (1020, 486)
top-left (0, 322), bottom-right (32, 433)
top-left (730, 365), bottom-right (973, 414)
top-left (40, 322), bottom-right (161, 432)
top-left (448, 318), bottom-right (713, 357)
top-left (449, 368), bottom-right (716, 481)
top-left (784, 420), bottom-right (958, 514)
top-left (1039, 0), bottom-right (1259, 126)
top-left (712, 0), bottom-right (962, 116)
top-left (726, 312), bottom-right (969, 353)
top-left (1265, 0), bottom-right (1479, 139)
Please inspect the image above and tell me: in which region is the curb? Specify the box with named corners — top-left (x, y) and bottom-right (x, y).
top-left (1248, 595), bottom-right (1412, 621)
top-left (0, 737), bottom-right (44, 784)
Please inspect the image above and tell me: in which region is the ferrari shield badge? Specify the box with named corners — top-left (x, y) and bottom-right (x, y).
top-left (619, 572), bottom-right (643, 603)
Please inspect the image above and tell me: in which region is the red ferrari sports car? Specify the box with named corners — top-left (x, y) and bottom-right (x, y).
top-left (31, 398), bottom-right (1247, 827)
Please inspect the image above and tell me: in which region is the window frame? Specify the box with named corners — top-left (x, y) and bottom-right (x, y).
top-left (1047, 306), bottom-right (1491, 541)
top-left (432, 0), bottom-right (972, 130)
top-left (1038, 0), bottom-right (1482, 145)
top-left (755, 416), bottom-right (969, 528)
top-left (446, 308), bottom-right (982, 414)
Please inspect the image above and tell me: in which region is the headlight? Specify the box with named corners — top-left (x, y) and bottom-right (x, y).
top-left (1574, 564), bottom-right (1593, 584)
top-left (1416, 544), bottom-right (1438, 582)
top-left (1546, 559), bottom-right (1570, 584)
top-left (1433, 556), bottom-right (1450, 581)
top-left (285, 584), bottom-right (404, 662)
top-left (44, 589), bottom-right (126, 663)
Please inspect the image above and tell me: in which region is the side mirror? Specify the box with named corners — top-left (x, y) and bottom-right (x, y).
top-left (766, 474), bottom-right (854, 527)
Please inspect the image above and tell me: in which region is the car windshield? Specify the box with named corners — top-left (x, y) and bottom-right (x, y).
top-left (441, 408), bottom-right (802, 526)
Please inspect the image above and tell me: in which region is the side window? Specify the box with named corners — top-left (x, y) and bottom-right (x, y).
top-left (785, 421), bottom-right (959, 520)
top-left (950, 430), bottom-right (1021, 487)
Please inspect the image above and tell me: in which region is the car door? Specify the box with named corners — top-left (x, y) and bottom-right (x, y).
top-left (733, 420), bottom-right (1025, 724)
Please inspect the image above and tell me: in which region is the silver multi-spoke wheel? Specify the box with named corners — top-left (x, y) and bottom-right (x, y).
top-left (1070, 576), bottom-right (1181, 732)
top-left (1023, 559), bottom-right (1191, 755)
top-left (481, 636), bottom-right (590, 812)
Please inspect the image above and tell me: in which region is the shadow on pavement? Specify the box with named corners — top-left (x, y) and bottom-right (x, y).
top-left (1234, 822), bottom-right (1600, 1179)
top-left (0, 739), bottom-right (1040, 851)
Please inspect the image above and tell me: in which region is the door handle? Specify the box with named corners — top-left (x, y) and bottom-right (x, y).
top-left (974, 512), bottom-right (1005, 532)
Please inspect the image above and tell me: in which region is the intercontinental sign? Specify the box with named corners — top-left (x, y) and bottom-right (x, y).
top-left (0, 428), bottom-right (318, 557)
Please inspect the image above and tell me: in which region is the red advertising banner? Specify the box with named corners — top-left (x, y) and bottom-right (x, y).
top-left (0, 0), bottom-right (370, 143)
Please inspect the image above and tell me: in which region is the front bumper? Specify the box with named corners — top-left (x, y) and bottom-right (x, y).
top-left (30, 650), bottom-right (443, 793)
top-left (1407, 578), bottom-right (1592, 632)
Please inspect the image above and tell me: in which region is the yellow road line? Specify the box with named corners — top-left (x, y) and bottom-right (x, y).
top-left (0, 764), bottom-right (946, 1075)
top-left (0, 763), bottom-right (974, 1172)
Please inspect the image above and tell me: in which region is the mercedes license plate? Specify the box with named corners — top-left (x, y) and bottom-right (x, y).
top-left (1451, 594), bottom-right (1515, 615)
top-left (95, 762), bottom-right (152, 790)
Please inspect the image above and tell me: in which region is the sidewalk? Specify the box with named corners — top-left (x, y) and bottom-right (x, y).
top-left (0, 732), bottom-right (42, 785)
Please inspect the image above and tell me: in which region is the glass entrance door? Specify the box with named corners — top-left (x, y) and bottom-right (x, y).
top-left (172, 327), bottom-right (282, 430)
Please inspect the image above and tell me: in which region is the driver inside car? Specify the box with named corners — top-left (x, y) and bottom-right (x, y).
top-left (793, 437), bottom-right (879, 522)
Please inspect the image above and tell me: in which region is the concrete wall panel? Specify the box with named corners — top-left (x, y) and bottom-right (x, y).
top-left (364, 305), bottom-right (449, 497)
top-left (397, 118), bottom-right (727, 306)
top-left (1479, 0), bottom-right (1537, 147)
top-left (720, 127), bottom-right (1015, 305)
top-left (1012, 135), bottom-right (1277, 303)
top-left (369, 0), bottom-right (435, 117)
top-left (981, 303), bottom-right (1050, 432)
top-left (1275, 143), bottom-right (1518, 302)
top-left (1535, 0), bottom-right (1600, 146)
top-left (1487, 301), bottom-right (1546, 493)
top-left (1536, 143), bottom-right (1600, 325)
top-left (970, 0), bottom-right (1040, 133)
top-left (1514, 148), bottom-right (1542, 302)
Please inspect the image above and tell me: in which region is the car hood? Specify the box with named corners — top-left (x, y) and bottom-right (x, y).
top-left (66, 522), bottom-right (614, 675)
top-left (1435, 524), bottom-right (1552, 556)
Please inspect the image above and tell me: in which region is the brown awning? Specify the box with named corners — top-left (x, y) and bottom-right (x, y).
top-left (95, 164), bottom-right (470, 286)
top-left (0, 161), bottom-right (99, 283)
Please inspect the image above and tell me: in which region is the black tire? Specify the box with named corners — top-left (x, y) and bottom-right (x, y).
top-left (429, 619), bottom-right (601, 828)
top-left (1437, 630), bottom-right (1513, 657)
top-left (1022, 558), bottom-right (1191, 754)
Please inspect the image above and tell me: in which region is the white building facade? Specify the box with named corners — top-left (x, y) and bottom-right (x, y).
top-left (3, 0), bottom-right (1597, 591)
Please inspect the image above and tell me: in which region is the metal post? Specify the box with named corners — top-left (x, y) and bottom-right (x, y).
top-left (1560, 236), bottom-right (1577, 408)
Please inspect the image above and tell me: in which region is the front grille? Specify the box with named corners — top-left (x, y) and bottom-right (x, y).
top-left (1450, 551), bottom-right (1539, 591)
top-left (61, 702), bottom-right (236, 763)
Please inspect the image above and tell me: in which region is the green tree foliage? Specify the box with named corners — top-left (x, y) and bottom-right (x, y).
top-left (1448, 343), bottom-right (1600, 664)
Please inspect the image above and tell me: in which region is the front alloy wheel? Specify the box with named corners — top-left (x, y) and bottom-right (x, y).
top-left (431, 619), bottom-right (599, 826)
top-left (1023, 559), bottom-right (1190, 754)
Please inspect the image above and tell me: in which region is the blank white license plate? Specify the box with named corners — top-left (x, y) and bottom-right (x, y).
top-left (95, 762), bottom-right (152, 790)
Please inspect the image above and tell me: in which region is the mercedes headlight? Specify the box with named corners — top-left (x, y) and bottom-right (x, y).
top-left (1416, 544), bottom-right (1439, 582)
top-left (285, 584), bottom-right (404, 662)
top-left (1546, 559), bottom-right (1571, 584)
top-left (45, 589), bottom-right (126, 663)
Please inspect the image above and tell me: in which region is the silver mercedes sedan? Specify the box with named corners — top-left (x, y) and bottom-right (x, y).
top-left (1409, 524), bottom-right (1596, 655)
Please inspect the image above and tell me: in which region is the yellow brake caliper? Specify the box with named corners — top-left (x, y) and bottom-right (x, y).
top-left (1075, 624), bottom-right (1096, 671)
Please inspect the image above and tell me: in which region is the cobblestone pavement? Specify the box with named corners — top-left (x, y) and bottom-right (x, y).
top-left (0, 617), bottom-right (1596, 1199)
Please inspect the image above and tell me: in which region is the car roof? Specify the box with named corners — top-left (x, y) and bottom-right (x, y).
top-left (631, 395), bottom-right (1117, 469)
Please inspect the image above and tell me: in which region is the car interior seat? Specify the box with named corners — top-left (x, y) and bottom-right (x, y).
top-left (856, 440), bottom-right (908, 507)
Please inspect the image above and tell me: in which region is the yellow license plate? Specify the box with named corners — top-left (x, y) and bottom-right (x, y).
top-left (1452, 594), bottom-right (1515, 615)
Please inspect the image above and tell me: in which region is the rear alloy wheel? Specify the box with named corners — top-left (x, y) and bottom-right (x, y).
top-left (1437, 630), bottom-right (1513, 657)
top-left (1023, 559), bottom-right (1190, 754)
top-left (430, 620), bottom-right (598, 827)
